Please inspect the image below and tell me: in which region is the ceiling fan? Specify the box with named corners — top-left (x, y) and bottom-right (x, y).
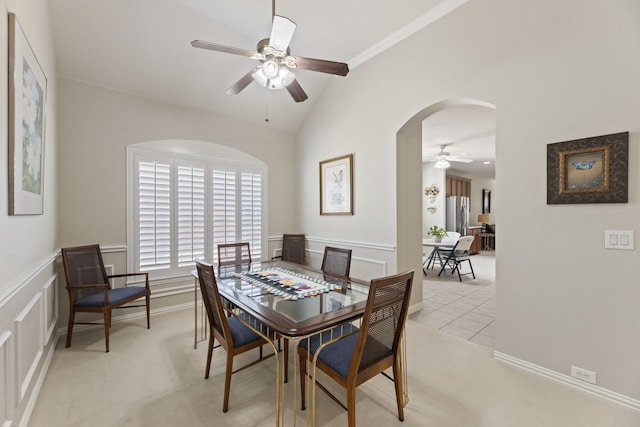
top-left (190, 2), bottom-right (349, 103)
top-left (429, 145), bottom-right (473, 168)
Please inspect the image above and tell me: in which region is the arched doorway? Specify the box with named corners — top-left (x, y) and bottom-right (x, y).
top-left (396, 99), bottom-right (496, 345)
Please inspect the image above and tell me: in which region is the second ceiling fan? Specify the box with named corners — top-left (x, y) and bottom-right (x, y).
top-left (191, 2), bottom-right (349, 103)
top-left (429, 145), bottom-right (473, 168)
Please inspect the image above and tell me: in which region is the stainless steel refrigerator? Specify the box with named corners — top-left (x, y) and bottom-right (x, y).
top-left (446, 196), bottom-right (469, 236)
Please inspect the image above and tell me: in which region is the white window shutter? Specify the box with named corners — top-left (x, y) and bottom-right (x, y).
top-left (241, 171), bottom-right (262, 260)
top-left (177, 165), bottom-right (206, 267)
top-left (138, 161), bottom-right (171, 271)
top-left (212, 169), bottom-right (237, 263)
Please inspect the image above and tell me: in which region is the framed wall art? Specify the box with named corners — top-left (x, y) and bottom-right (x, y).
top-left (8, 12), bottom-right (48, 215)
top-left (320, 154), bottom-right (353, 215)
top-left (547, 132), bottom-right (628, 204)
top-left (482, 189), bottom-right (491, 213)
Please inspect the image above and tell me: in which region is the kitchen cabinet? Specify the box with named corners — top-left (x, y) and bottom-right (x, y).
top-left (446, 175), bottom-right (471, 197)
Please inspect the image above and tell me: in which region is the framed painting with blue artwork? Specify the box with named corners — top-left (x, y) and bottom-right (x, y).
top-left (547, 132), bottom-right (628, 204)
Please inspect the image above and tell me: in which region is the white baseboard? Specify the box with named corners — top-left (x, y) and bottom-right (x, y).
top-left (494, 351), bottom-right (640, 411)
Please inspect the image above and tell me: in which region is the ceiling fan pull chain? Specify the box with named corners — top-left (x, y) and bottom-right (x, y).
top-left (265, 90), bottom-right (270, 122)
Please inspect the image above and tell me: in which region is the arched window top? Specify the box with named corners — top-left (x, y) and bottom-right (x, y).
top-left (130, 139), bottom-right (263, 165)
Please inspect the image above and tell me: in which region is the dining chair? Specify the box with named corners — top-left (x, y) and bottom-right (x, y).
top-left (195, 260), bottom-right (274, 412)
top-left (436, 235), bottom-right (476, 281)
top-left (272, 234), bottom-right (306, 264)
top-left (61, 244), bottom-right (150, 352)
top-left (321, 246), bottom-right (352, 278)
top-left (297, 270), bottom-right (414, 427)
top-left (217, 242), bottom-right (252, 266)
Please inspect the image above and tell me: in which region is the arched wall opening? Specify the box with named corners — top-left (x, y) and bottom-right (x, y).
top-left (396, 99), bottom-right (496, 310)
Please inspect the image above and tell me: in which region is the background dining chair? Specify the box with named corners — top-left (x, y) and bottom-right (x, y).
top-left (321, 246), bottom-right (352, 278)
top-left (196, 260), bottom-right (273, 412)
top-left (61, 244), bottom-right (150, 352)
top-left (217, 242), bottom-right (252, 266)
top-left (436, 235), bottom-right (476, 281)
top-left (297, 270), bottom-right (414, 427)
top-left (272, 233), bottom-right (306, 264)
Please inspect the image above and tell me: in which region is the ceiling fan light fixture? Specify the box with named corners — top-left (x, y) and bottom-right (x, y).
top-left (252, 63), bottom-right (295, 90)
top-left (262, 58), bottom-right (279, 79)
top-left (434, 159), bottom-right (451, 169)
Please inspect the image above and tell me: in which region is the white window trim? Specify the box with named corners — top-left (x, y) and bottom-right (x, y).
top-left (126, 145), bottom-right (268, 281)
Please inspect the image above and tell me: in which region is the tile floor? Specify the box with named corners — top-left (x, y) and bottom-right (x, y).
top-left (410, 250), bottom-right (496, 348)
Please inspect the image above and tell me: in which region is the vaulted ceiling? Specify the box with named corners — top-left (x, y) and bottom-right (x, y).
top-left (50, 0), bottom-right (493, 177)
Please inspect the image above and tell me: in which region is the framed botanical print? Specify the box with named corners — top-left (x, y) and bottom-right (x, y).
top-left (320, 154), bottom-right (353, 215)
top-left (8, 12), bottom-right (48, 215)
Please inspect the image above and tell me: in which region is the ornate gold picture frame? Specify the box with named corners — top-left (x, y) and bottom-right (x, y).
top-left (547, 132), bottom-right (628, 204)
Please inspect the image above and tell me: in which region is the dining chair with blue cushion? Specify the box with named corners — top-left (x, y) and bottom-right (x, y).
top-left (196, 260), bottom-right (274, 412)
top-left (61, 244), bottom-right (150, 353)
top-left (297, 270), bottom-right (414, 427)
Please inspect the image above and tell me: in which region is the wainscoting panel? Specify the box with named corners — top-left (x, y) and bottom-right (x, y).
top-left (43, 275), bottom-right (58, 345)
top-left (0, 253), bottom-right (58, 427)
top-left (15, 293), bottom-right (43, 401)
top-left (0, 331), bottom-right (13, 427)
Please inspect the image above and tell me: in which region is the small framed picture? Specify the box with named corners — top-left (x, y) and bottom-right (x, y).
top-left (320, 154), bottom-right (353, 215)
top-left (547, 132), bottom-right (628, 204)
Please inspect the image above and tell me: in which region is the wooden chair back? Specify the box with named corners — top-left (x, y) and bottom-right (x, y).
top-left (280, 234), bottom-right (306, 264)
top-left (321, 246), bottom-right (352, 278)
top-left (217, 242), bottom-right (252, 266)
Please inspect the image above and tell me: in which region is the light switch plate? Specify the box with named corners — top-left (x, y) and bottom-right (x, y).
top-left (604, 230), bottom-right (634, 250)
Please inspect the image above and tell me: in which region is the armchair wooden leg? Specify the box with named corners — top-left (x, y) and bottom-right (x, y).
top-left (347, 387), bottom-right (357, 427)
top-left (65, 309), bottom-right (75, 348)
top-left (393, 360), bottom-right (405, 421)
top-left (223, 353), bottom-right (234, 413)
top-left (104, 309), bottom-right (111, 353)
top-left (145, 293), bottom-right (151, 329)
top-left (205, 335), bottom-right (214, 379)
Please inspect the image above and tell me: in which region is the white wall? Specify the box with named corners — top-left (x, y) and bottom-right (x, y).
top-left (0, 0), bottom-right (57, 297)
top-left (0, 1), bottom-right (59, 425)
top-left (422, 163), bottom-right (446, 237)
top-left (297, 0), bottom-right (640, 403)
top-left (57, 79), bottom-right (298, 249)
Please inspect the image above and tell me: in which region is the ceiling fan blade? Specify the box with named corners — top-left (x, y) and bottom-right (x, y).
top-left (269, 15), bottom-right (296, 52)
top-left (191, 40), bottom-right (260, 59)
top-left (286, 79), bottom-right (308, 103)
top-left (447, 157), bottom-right (473, 163)
top-left (289, 56), bottom-right (349, 76)
top-left (225, 68), bottom-right (258, 95)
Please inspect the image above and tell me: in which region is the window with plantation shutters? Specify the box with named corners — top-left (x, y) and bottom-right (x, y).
top-left (138, 161), bottom-right (171, 271)
top-left (240, 171), bottom-right (262, 259)
top-left (129, 149), bottom-right (265, 280)
top-left (177, 164), bottom-right (206, 267)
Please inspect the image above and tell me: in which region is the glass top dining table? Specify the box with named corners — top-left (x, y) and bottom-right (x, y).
top-left (211, 260), bottom-right (370, 338)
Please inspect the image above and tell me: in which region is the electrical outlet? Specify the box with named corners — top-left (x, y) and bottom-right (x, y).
top-left (571, 365), bottom-right (596, 384)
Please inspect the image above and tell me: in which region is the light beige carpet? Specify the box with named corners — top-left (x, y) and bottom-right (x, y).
top-left (28, 308), bottom-right (640, 426)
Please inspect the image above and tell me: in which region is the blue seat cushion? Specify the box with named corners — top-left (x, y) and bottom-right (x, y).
top-left (75, 286), bottom-right (147, 308)
top-left (299, 325), bottom-right (359, 378)
top-left (228, 315), bottom-right (265, 348)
